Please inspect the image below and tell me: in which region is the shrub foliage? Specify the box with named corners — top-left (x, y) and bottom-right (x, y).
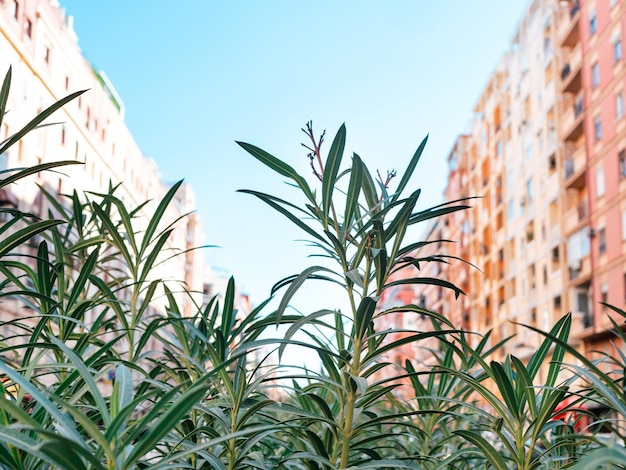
top-left (0, 68), bottom-right (624, 469)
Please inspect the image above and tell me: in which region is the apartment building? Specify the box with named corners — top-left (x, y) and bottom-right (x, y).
top-left (377, 0), bottom-right (626, 379)
top-left (0, 0), bottom-right (206, 320)
top-left (558, 0), bottom-right (626, 355)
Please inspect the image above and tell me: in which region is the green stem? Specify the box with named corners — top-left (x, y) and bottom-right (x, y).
top-left (228, 402), bottom-right (239, 470)
top-left (339, 334), bottom-right (364, 469)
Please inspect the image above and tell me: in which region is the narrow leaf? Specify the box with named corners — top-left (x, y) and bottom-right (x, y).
top-left (321, 123), bottom-right (346, 227)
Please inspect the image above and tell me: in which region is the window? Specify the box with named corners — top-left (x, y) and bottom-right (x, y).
top-left (549, 154), bottom-right (557, 172)
top-left (0, 152), bottom-right (8, 172)
top-left (11, 1), bottom-right (18, 20)
top-left (526, 221), bottom-right (535, 242)
top-left (508, 199), bottom-right (514, 220)
top-left (599, 227), bottom-right (606, 253)
top-left (592, 62), bottom-right (600, 88)
top-left (596, 165), bottom-right (605, 197)
top-left (620, 150), bottom-right (626, 179)
top-left (567, 227), bottom-right (590, 264)
top-left (527, 178), bottom-right (534, 206)
top-left (589, 8), bottom-right (597, 36)
top-left (24, 18), bottom-right (32, 39)
top-left (617, 92), bottom-right (624, 119)
top-left (615, 38), bottom-right (623, 62)
top-left (594, 115), bottom-right (602, 140)
top-left (496, 139), bottom-right (502, 156)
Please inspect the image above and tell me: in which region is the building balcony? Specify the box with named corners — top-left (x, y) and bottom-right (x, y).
top-left (561, 95), bottom-right (584, 142)
top-left (549, 225), bottom-right (561, 244)
top-left (558, 1), bottom-right (581, 48)
top-left (568, 253), bottom-right (590, 282)
top-left (560, 44), bottom-right (582, 93)
top-left (571, 309), bottom-right (593, 334)
top-left (563, 143), bottom-right (586, 184)
top-left (565, 198), bottom-right (588, 233)
top-left (495, 227), bottom-right (505, 247)
top-left (545, 172), bottom-right (560, 199)
top-left (543, 84), bottom-right (557, 110)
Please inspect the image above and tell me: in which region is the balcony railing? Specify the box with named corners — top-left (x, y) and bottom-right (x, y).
top-left (574, 93), bottom-right (583, 117)
top-left (577, 200), bottom-right (588, 221)
top-left (565, 159), bottom-right (575, 178)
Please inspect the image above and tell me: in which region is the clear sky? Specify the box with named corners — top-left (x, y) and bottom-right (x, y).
top-left (60, 1), bottom-right (530, 310)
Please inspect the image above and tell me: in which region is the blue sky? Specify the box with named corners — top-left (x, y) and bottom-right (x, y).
top-left (60, 1), bottom-right (529, 308)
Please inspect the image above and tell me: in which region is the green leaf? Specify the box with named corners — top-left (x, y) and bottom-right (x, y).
top-left (238, 189), bottom-right (328, 246)
top-left (91, 201), bottom-right (135, 274)
top-left (237, 140), bottom-right (316, 204)
top-left (0, 219), bottom-right (63, 258)
top-left (321, 124), bottom-right (346, 227)
top-left (138, 229), bottom-right (171, 283)
top-left (524, 313), bottom-right (570, 383)
top-left (571, 443), bottom-right (626, 469)
top-left (221, 275), bottom-right (237, 336)
top-left (0, 89), bottom-right (87, 155)
top-left (408, 203), bottom-right (470, 226)
top-left (0, 67), bottom-right (11, 130)
top-left (124, 382), bottom-right (210, 467)
top-left (359, 156), bottom-right (379, 212)
top-left (354, 297), bottom-right (377, 341)
top-left (391, 134), bottom-right (428, 203)
top-left (111, 363), bottom-right (133, 421)
top-left (66, 247), bottom-right (99, 311)
top-left (386, 190), bottom-right (420, 273)
top-left (510, 355), bottom-right (536, 419)
top-left (140, 179), bottom-right (182, 255)
top-left (343, 153), bottom-right (364, 240)
top-left (0, 428), bottom-right (104, 470)
top-left (47, 336), bottom-right (111, 427)
top-left (0, 363), bottom-right (85, 444)
top-left (275, 265), bottom-right (336, 326)
top-left (490, 361), bottom-right (519, 420)
top-left (383, 276), bottom-right (464, 300)
top-left (371, 220), bottom-right (387, 294)
top-left (0, 161), bottom-right (82, 192)
top-left (279, 309), bottom-right (336, 358)
top-left (453, 429), bottom-right (510, 470)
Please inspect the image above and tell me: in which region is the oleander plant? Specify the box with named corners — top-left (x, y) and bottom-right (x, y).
top-left (0, 66), bottom-right (624, 469)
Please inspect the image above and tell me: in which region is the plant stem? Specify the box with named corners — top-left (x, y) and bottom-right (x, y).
top-left (340, 331), bottom-right (364, 468)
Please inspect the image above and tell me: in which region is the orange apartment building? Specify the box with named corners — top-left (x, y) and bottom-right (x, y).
top-left (0, 0), bottom-right (206, 321)
top-left (378, 0), bottom-right (626, 375)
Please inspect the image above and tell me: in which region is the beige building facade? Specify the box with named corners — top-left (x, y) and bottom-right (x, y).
top-left (378, 0), bottom-right (626, 381)
top-left (0, 0), bottom-right (206, 321)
